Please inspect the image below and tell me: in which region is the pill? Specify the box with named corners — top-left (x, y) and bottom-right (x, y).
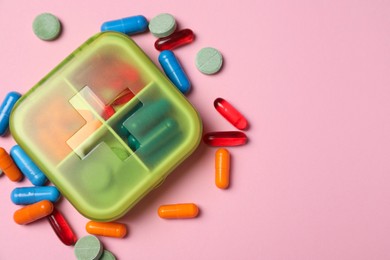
top-left (214, 98), bottom-right (248, 130)
top-left (102, 105), bottom-right (115, 120)
top-left (86, 221), bottom-right (127, 238)
top-left (99, 250), bottom-right (116, 260)
top-left (215, 148), bottom-right (230, 189)
top-left (155, 29), bottom-right (194, 51)
top-left (158, 203), bottom-right (199, 219)
top-left (14, 200), bottom-right (54, 225)
top-left (47, 208), bottom-right (77, 246)
top-left (127, 134), bottom-right (140, 151)
top-left (123, 99), bottom-right (170, 137)
top-left (148, 13), bottom-right (176, 38)
top-left (0, 147), bottom-right (23, 182)
top-left (10, 145), bottom-right (47, 186)
top-left (74, 235), bottom-right (103, 260)
top-left (101, 15), bottom-right (148, 35)
top-left (159, 50), bottom-right (191, 94)
top-left (203, 131), bottom-right (248, 146)
top-left (196, 47), bottom-right (223, 75)
top-left (0, 91), bottom-right (21, 136)
top-left (32, 13), bottom-right (61, 41)
top-left (111, 90), bottom-right (135, 106)
top-left (11, 186), bottom-right (60, 205)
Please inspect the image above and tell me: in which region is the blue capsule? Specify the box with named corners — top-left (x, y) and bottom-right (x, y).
top-left (0, 91), bottom-right (21, 136)
top-left (10, 145), bottom-right (47, 186)
top-left (101, 15), bottom-right (148, 35)
top-left (158, 50), bottom-right (191, 94)
top-left (11, 186), bottom-right (60, 205)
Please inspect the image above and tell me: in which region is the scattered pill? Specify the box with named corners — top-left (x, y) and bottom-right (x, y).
top-left (149, 13), bottom-right (176, 38)
top-left (10, 145), bottom-right (47, 186)
top-left (0, 147), bottom-right (23, 182)
top-left (101, 15), bottom-right (148, 35)
top-left (32, 13), bottom-right (61, 41)
top-left (159, 50), bottom-right (191, 94)
top-left (47, 208), bottom-right (77, 246)
top-left (214, 98), bottom-right (248, 130)
top-left (74, 235), bottom-right (103, 260)
top-left (14, 200), bottom-right (54, 225)
top-left (158, 203), bottom-right (199, 219)
top-left (0, 91), bottom-right (21, 136)
top-left (215, 148), bottom-right (230, 189)
top-left (154, 28), bottom-right (194, 51)
top-left (99, 250), bottom-right (116, 260)
top-left (203, 131), bottom-right (248, 146)
top-left (196, 47), bottom-right (223, 75)
top-left (86, 221), bottom-right (127, 238)
top-left (11, 186), bottom-right (60, 205)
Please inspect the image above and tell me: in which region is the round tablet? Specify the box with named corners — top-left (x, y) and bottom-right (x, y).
top-left (74, 235), bottom-right (103, 260)
top-left (195, 47), bottom-right (223, 75)
top-left (99, 250), bottom-right (116, 260)
top-left (148, 13), bottom-right (176, 38)
top-left (32, 13), bottom-right (61, 41)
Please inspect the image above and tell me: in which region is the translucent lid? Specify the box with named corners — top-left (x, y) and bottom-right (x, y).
top-left (10, 32), bottom-right (202, 221)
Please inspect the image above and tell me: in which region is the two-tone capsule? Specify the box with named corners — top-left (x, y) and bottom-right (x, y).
top-left (158, 50), bottom-right (191, 94)
top-left (158, 203), bottom-right (199, 219)
top-left (86, 221), bottom-right (127, 238)
top-left (10, 145), bottom-right (47, 186)
top-left (215, 148), bottom-right (230, 189)
top-left (14, 200), bottom-right (54, 225)
top-left (214, 98), bottom-right (248, 130)
top-left (47, 208), bottom-right (77, 246)
top-left (154, 29), bottom-right (194, 51)
top-left (0, 91), bottom-right (21, 136)
top-left (203, 131), bottom-right (248, 146)
top-left (11, 186), bottom-right (60, 205)
top-left (101, 15), bottom-right (148, 35)
top-left (0, 147), bottom-right (22, 182)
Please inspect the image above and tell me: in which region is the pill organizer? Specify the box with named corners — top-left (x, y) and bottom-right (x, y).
top-left (10, 32), bottom-right (202, 221)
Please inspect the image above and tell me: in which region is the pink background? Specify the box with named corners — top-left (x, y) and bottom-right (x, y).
top-left (1, 0), bottom-right (390, 259)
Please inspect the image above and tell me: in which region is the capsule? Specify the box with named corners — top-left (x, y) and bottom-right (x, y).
top-left (14, 200), bottom-right (54, 225)
top-left (127, 134), bottom-right (140, 151)
top-left (214, 98), bottom-right (248, 130)
top-left (0, 91), bottom-right (21, 136)
top-left (158, 50), bottom-right (191, 94)
top-left (10, 145), bottom-right (47, 186)
top-left (155, 29), bottom-right (194, 51)
top-left (102, 105), bottom-right (115, 120)
top-left (215, 148), bottom-right (230, 189)
top-left (203, 131), bottom-right (248, 146)
top-left (0, 147), bottom-right (23, 182)
top-left (111, 90), bottom-right (135, 106)
top-left (158, 203), bottom-right (199, 219)
top-left (11, 186), bottom-right (60, 205)
top-left (86, 221), bottom-right (127, 238)
top-left (101, 15), bottom-right (148, 35)
top-left (47, 208), bottom-right (77, 246)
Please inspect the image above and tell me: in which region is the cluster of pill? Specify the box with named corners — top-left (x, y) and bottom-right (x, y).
top-left (74, 235), bottom-right (116, 260)
top-left (1, 11), bottom-right (248, 259)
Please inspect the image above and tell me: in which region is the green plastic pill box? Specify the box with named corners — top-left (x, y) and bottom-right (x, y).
top-left (10, 32), bottom-right (202, 221)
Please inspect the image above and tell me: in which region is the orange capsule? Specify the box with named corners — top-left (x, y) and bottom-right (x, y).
top-left (0, 147), bottom-right (23, 182)
top-left (158, 203), bottom-right (199, 219)
top-left (86, 221), bottom-right (127, 238)
top-left (14, 200), bottom-right (54, 225)
top-left (215, 148), bottom-right (230, 189)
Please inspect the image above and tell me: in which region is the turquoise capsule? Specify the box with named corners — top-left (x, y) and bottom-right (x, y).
top-left (0, 91), bottom-right (21, 136)
top-left (10, 145), bottom-right (47, 186)
top-left (123, 99), bottom-right (170, 138)
top-left (158, 50), bottom-right (191, 94)
top-left (11, 186), bottom-right (60, 205)
top-left (101, 15), bottom-right (148, 35)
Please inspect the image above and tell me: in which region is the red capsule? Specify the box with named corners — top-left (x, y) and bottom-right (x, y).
top-left (102, 105), bottom-right (115, 120)
top-left (154, 29), bottom-right (194, 51)
top-left (214, 98), bottom-right (248, 130)
top-left (111, 90), bottom-right (135, 106)
top-left (203, 131), bottom-right (247, 146)
top-left (47, 208), bottom-right (77, 246)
